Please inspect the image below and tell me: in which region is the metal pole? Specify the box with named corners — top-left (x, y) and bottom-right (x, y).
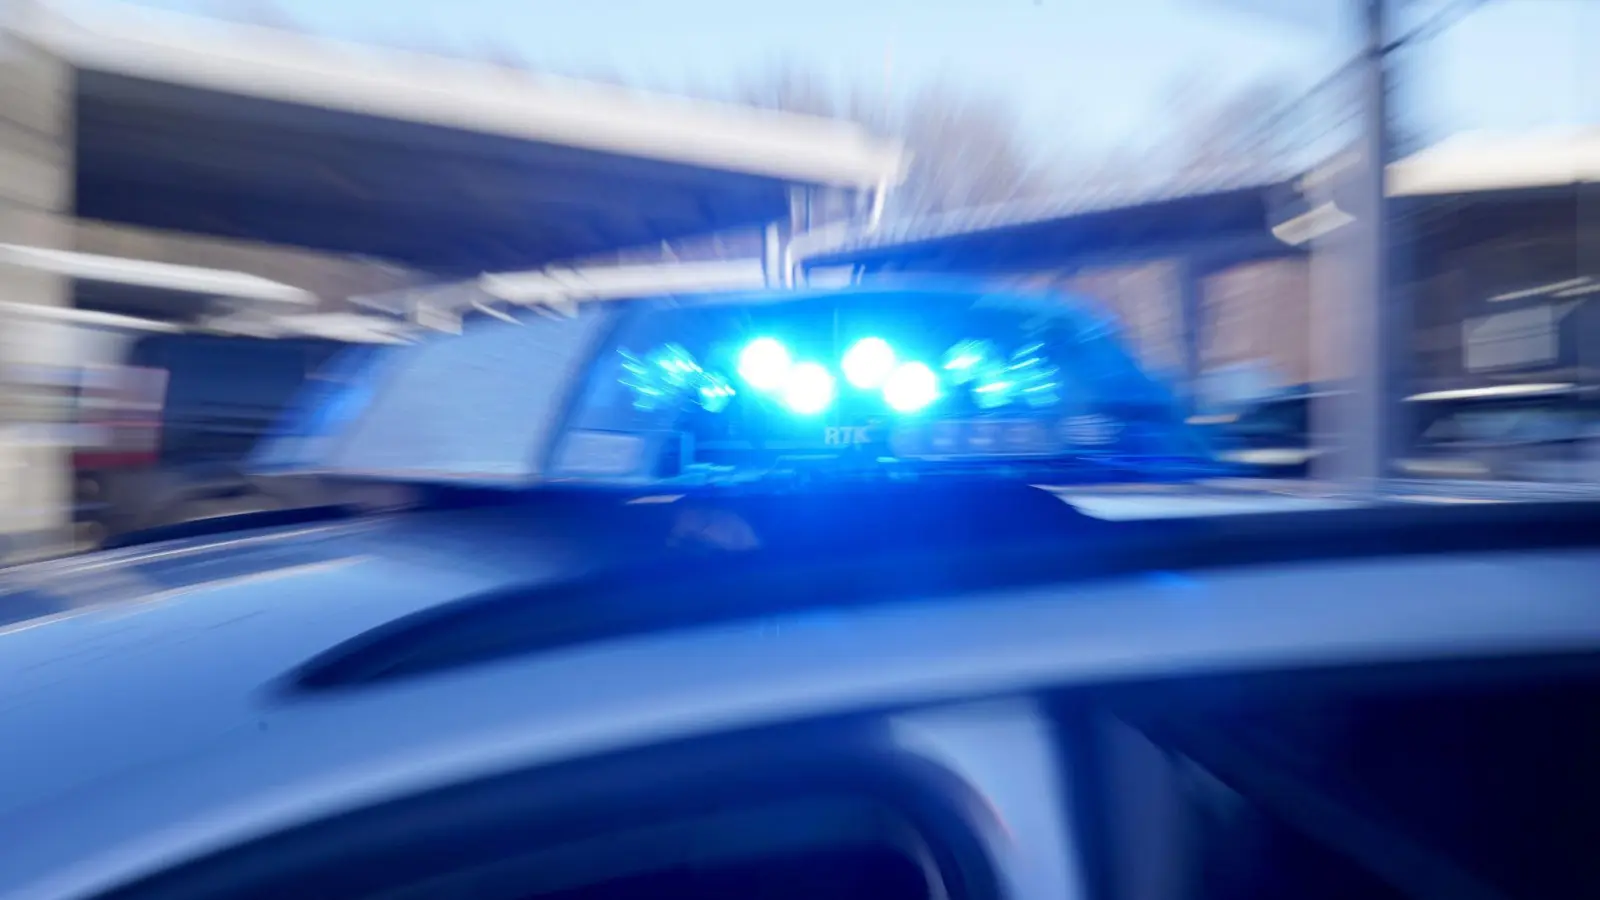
top-left (763, 221), bottom-right (786, 288)
top-left (1356, 0), bottom-right (1398, 487)
top-left (1310, 0), bottom-right (1393, 493)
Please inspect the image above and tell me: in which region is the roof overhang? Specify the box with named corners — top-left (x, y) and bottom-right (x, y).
top-left (481, 260), bottom-right (769, 305)
top-left (0, 299), bottom-right (182, 334)
top-left (349, 260), bottom-right (770, 333)
top-left (804, 131), bottom-right (1598, 274)
top-left (0, 242), bottom-right (316, 305)
top-left (1272, 132), bottom-right (1597, 247)
top-left (1387, 131), bottom-right (1600, 197)
top-left (795, 178), bottom-right (1292, 275)
top-left (0, 241), bottom-right (406, 341)
top-left (195, 311), bottom-right (420, 344)
top-left (14, 0), bottom-right (908, 274)
top-left (0, 297), bottom-right (412, 344)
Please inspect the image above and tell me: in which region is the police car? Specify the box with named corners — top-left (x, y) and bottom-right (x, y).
top-left (2, 283), bottom-right (1599, 900)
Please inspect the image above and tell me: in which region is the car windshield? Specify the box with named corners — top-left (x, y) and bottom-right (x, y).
top-left (1227, 398), bottom-right (1310, 440)
top-left (1415, 397), bottom-right (1600, 448)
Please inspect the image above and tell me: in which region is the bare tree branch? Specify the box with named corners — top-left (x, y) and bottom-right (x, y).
top-left (1153, 65), bottom-right (1437, 187)
top-left (890, 78), bottom-right (1059, 215)
top-left (716, 62), bottom-right (1060, 219)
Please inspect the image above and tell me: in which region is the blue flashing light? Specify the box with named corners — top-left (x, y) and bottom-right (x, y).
top-left (1008, 343), bottom-right (1062, 409)
top-left (738, 338), bottom-right (791, 391)
top-left (651, 343), bottom-right (702, 386)
top-left (971, 369), bottom-right (1015, 410)
top-left (935, 339), bottom-right (1066, 412)
top-left (782, 362), bottom-right (836, 415)
top-left (621, 344), bottom-right (710, 412)
top-left (621, 331), bottom-right (1068, 421)
top-left (618, 349), bottom-right (665, 412)
top-left (698, 373), bottom-right (736, 413)
top-left (883, 361), bottom-right (940, 413)
top-left (842, 337), bottom-right (896, 389)
top-left (621, 344), bottom-right (742, 414)
top-left (942, 340), bottom-right (994, 385)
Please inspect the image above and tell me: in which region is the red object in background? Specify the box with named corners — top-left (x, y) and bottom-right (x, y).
top-left (71, 365), bottom-right (169, 471)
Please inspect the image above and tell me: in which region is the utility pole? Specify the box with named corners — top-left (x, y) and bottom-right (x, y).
top-left (1307, 0), bottom-right (1396, 493)
top-left (1353, 0), bottom-right (1396, 487)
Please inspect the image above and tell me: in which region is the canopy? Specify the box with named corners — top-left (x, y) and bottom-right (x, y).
top-left (16, 0), bottom-right (908, 274)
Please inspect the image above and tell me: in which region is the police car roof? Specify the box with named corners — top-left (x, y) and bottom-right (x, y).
top-left (7, 497), bottom-right (1600, 899)
top-left (0, 499), bottom-right (686, 896)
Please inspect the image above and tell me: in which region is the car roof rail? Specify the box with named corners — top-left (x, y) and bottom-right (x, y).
top-left (284, 494), bottom-right (1600, 694)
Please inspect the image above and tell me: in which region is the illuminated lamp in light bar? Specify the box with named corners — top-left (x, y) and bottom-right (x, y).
top-left (842, 337), bottom-right (896, 389)
top-left (782, 362), bottom-right (836, 415)
top-left (737, 338), bottom-right (791, 391)
top-left (942, 340), bottom-right (995, 384)
top-left (1007, 344), bottom-right (1062, 409)
top-left (698, 373), bottom-right (736, 413)
top-left (971, 364), bottom-right (1015, 411)
top-left (883, 361), bottom-right (939, 413)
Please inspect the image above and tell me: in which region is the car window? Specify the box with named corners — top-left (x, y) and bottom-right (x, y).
top-left (365, 798), bottom-right (933, 900)
top-left (1413, 398), bottom-right (1596, 449)
top-left (91, 725), bottom-right (999, 900)
top-left (1077, 653), bottom-right (1600, 900)
top-left (1228, 399), bottom-right (1308, 439)
top-left (128, 335), bottom-right (345, 463)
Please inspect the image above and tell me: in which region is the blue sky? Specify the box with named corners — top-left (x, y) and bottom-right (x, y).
top-left (134, 0), bottom-right (1594, 158)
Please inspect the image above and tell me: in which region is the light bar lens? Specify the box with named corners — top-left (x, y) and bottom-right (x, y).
top-left (622, 336), bottom-right (1067, 420)
top-left (698, 372), bottom-right (736, 413)
top-left (737, 338), bottom-right (790, 391)
top-left (942, 340), bottom-right (994, 385)
top-left (883, 361), bottom-right (939, 413)
top-left (842, 337), bottom-right (896, 389)
top-left (782, 362), bottom-right (836, 415)
top-left (1008, 343), bottom-right (1062, 409)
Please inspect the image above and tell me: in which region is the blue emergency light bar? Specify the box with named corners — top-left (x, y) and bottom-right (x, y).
top-left (249, 284), bottom-right (1223, 488)
top-left (621, 334), bottom-right (1064, 421)
top-left (561, 289), bottom-right (1218, 482)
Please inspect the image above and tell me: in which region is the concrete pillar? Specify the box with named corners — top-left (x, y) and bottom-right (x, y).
top-left (0, 11), bottom-right (75, 560)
